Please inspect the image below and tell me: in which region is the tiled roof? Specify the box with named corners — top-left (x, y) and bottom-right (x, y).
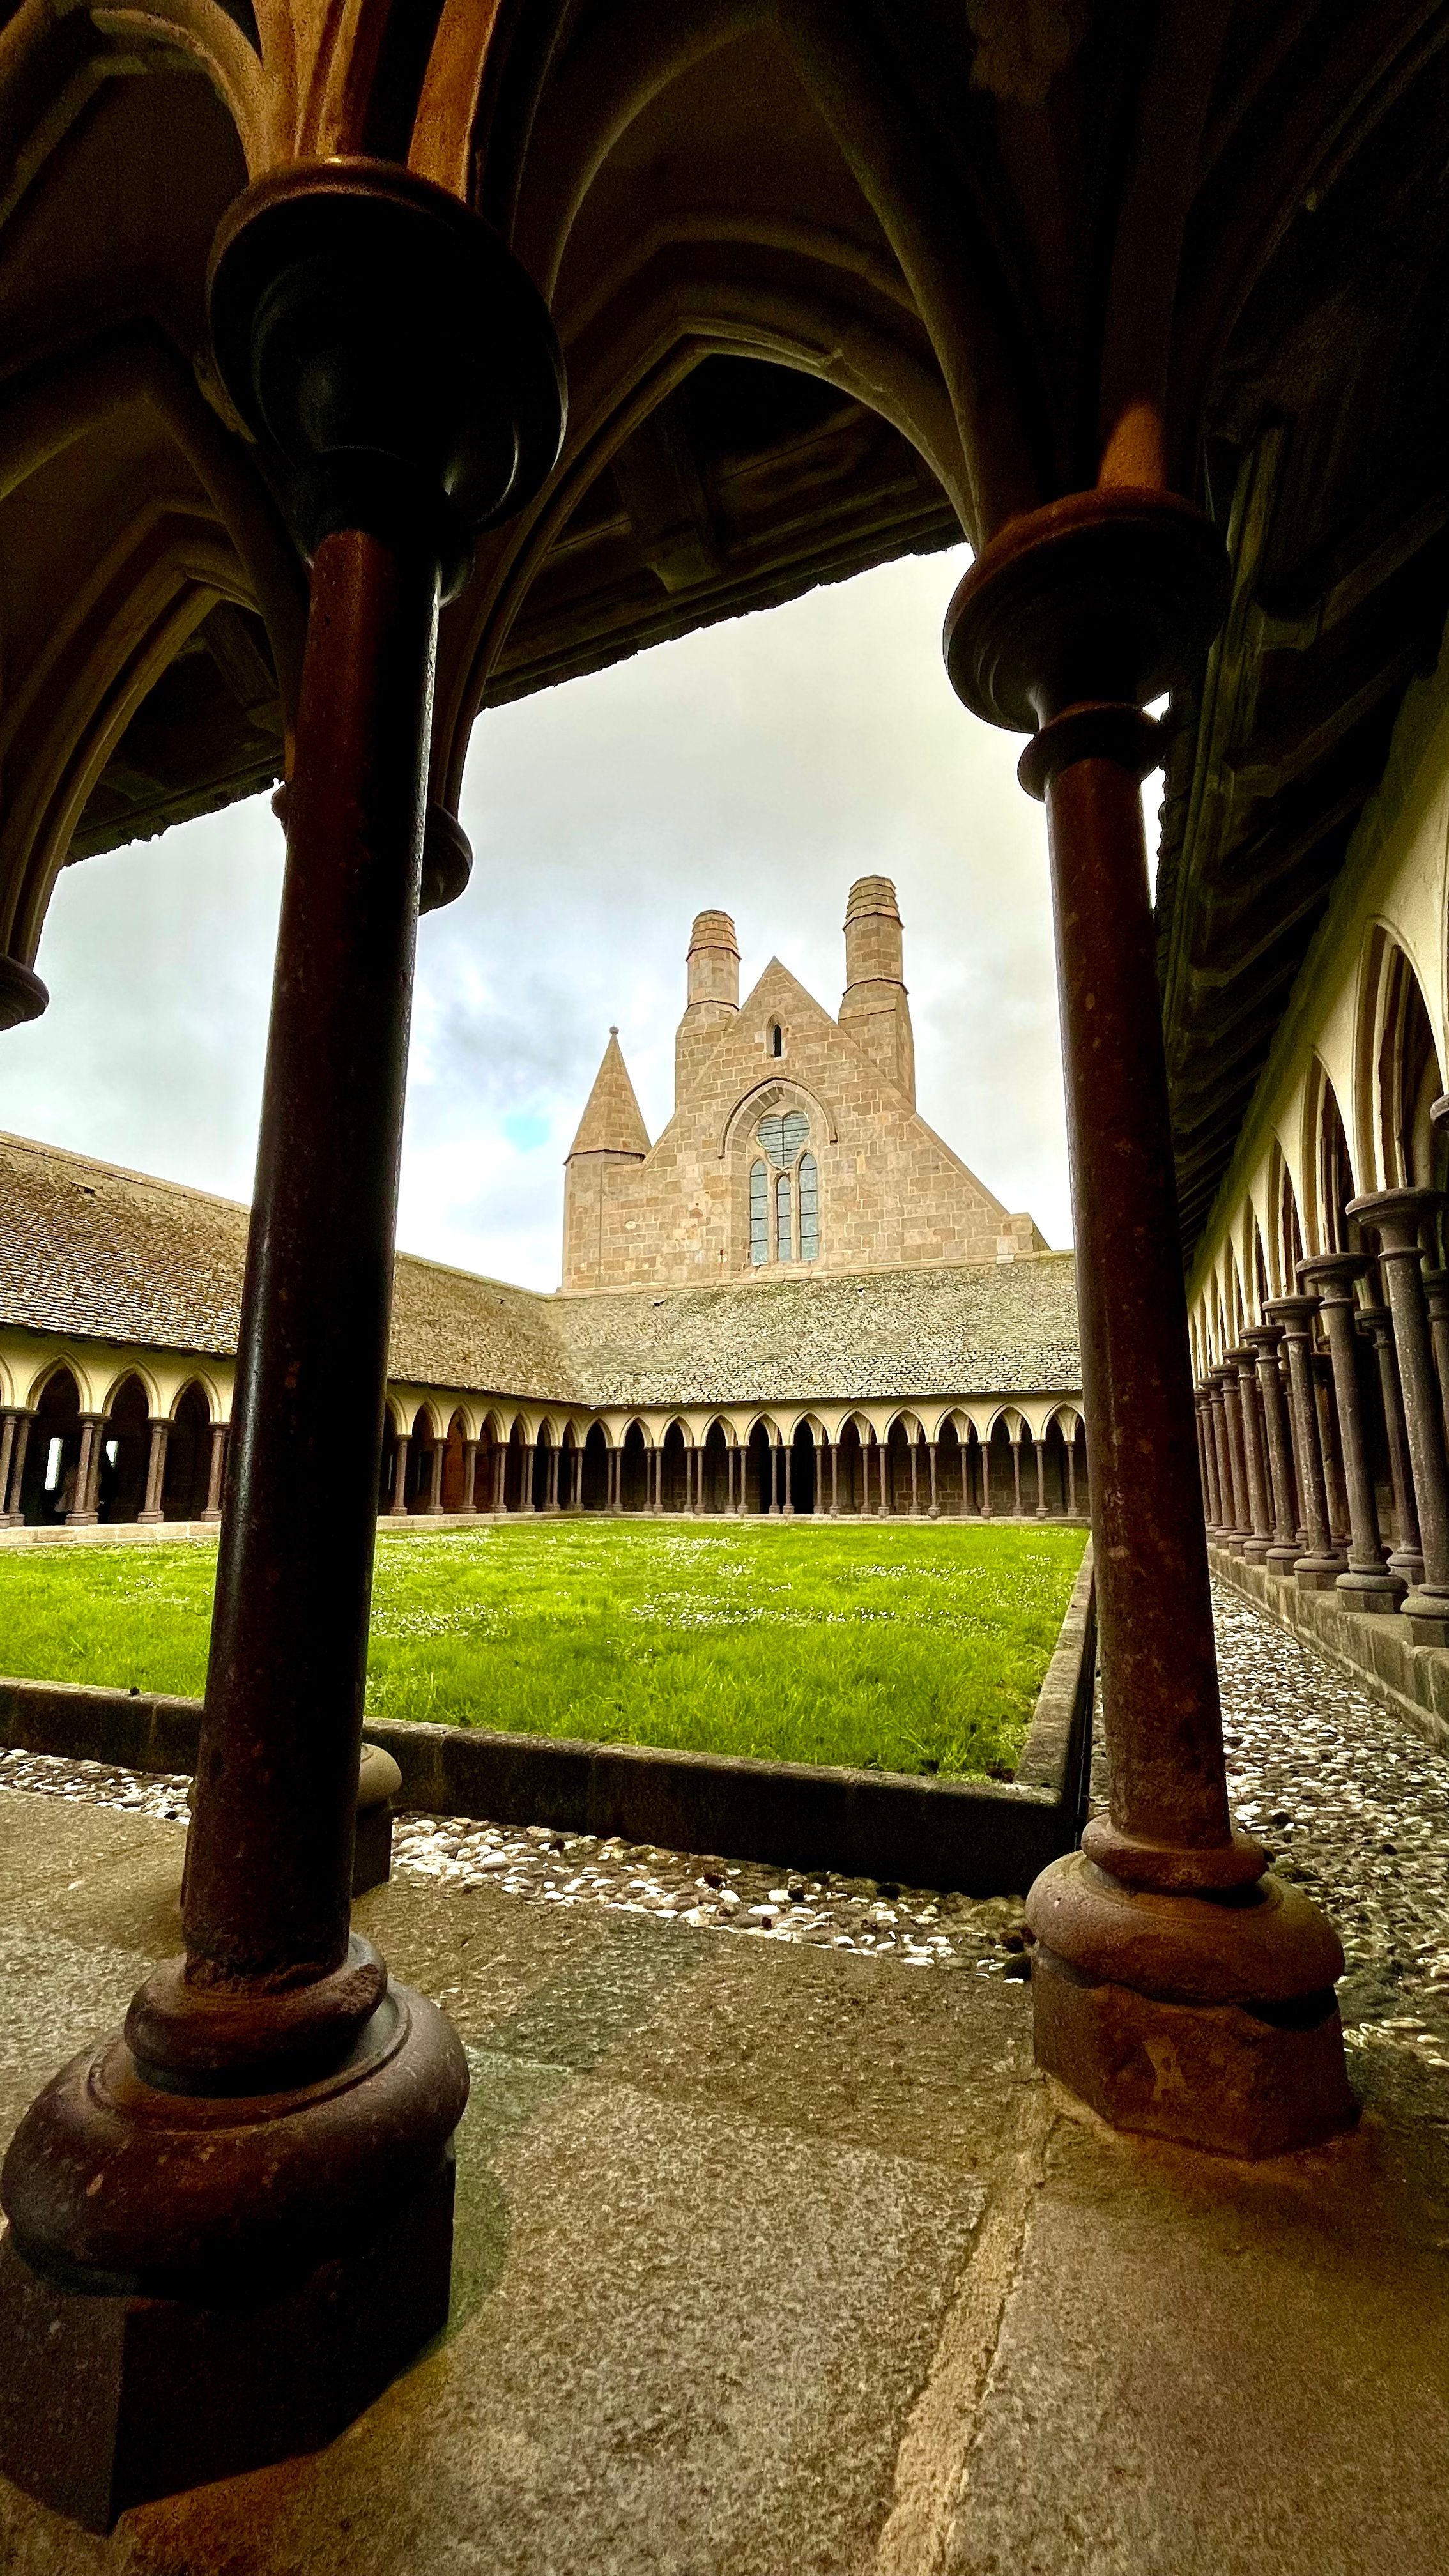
top-left (0, 1132), bottom-right (1079, 1404)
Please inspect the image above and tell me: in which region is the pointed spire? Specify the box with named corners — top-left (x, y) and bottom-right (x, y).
top-left (567, 1028), bottom-right (650, 1158)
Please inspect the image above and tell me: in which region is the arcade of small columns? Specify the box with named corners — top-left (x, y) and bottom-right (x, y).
top-left (381, 1397), bottom-right (1089, 1522)
top-left (1190, 805), bottom-right (1449, 1646)
top-left (0, 1341), bottom-right (1086, 1530)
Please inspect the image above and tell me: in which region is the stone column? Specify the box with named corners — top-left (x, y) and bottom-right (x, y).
top-left (782, 1443), bottom-right (794, 1517)
top-left (521, 1443), bottom-right (537, 1512)
top-left (1314, 1349), bottom-right (1350, 1549)
top-left (1009, 1433), bottom-right (1023, 1515)
top-left (137, 1418), bottom-right (169, 1524)
top-left (1195, 1388), bottom-right (1222, 1531)
top-left (879, 1441), bottom-right (891, 1516)
top-left (1214, 1365), bottom-right (1248, 1551)
top-left (422, 1435), bottom-right (445, 1514)
top-left (1276, 1338), bottom-right (1303, 1538)
top-left (3, 1414), bottom-right (30, 1523)
top-left (1033, 1435), bottom-right (1049, 1517)
top-left (459, 1438), bottom-right (479, 1514)
top-left (65, 1415), bottom-right (102, 1526)
top-left (1241, 1326), bottom-right (1298, 1574)
top-left (979, 1437), bottom-right (992, 1517)
top-left (928, 1439), bottom-right (940, 1517)
top-left (829, 1442), bottom-right (839, 1516)
top-left (0, 160), bottom-right (569, 2513)
top-left (1205, 1372), bottom-right (1234, 1541)
top-left (608, 1446), bottom-right (620, 1514)
top-left (201, 1423), bottom-right (227, 1525)
top-left (1263, 1298), bottom-right (1339, 1583)
top-left (1297, 1254), bottom-right (1399, 1610)
top-left (1066, 1430), bottom-right (1079, 1520)
top-left (1354, 1303), bottom-right (1422, 1588)
top-left (944, 487), bottom-right (1349, 2156)
top-left (1419, 1266), bottom-right (1449, 1455)
top-left (493, 1444), bottom-right (507, 1515)
top-left (908, 1437), bottom-right (920, 1515)
top-left (545, 1442), bottom-right (558, 1513)
top-left (1229, 1347), bottom-right (1273, 1563)
top-left (390, 1430), bottom-right (411, 1514)
top-left (1348, 1188), bottom-right (1449, 1643)
top-left (0, 1413), bottom-right (17, 1524)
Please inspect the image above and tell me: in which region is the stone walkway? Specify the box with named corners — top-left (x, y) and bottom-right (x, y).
top-left (1, 1577), bottom-right (1446, 2035)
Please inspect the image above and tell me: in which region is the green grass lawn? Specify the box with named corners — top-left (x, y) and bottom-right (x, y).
top-left (0, 1521), bottom-right (1085, 1780)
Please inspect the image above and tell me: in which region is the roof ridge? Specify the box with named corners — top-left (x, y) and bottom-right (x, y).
top-left (0, 1129), bottom-right (250, 1213)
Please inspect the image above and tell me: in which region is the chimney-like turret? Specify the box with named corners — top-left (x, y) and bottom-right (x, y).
top-left (839, 875), bottom-right (915, 1101)
top-left (675, 908), bottom-right (740, 1101)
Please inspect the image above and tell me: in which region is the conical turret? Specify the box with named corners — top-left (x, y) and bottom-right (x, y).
top-left (563, 1029), bottom-right (650, 1289)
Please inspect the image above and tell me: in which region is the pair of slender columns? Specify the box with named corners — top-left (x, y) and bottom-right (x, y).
top-left (1347, 1190), bottom-right (1449, 1642)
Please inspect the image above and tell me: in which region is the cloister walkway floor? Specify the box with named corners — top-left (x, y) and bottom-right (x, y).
top-left (0, 1588), bottom-right (1445, 2573)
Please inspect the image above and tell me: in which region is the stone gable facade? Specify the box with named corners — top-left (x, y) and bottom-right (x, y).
top-left (563, 879), bottom-right (1046, 1293)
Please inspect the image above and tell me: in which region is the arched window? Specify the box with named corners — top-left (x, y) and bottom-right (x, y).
top-left (770, 1021), bottom-right (783, 1057)
top-left (747, 1108), bottom-right (821, 1265)
top-left (798, 1153), bottom-right (819, 1261)
top-left (749, 1160), bottom-right (769, 1264)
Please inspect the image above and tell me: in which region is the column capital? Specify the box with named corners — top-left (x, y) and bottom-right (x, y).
top-left (1296, 1250), bottom-right (1372, 1303)
top-left (1263, 1293), bottom-right (1319, 1333)
top-left (1240, 1321), bottom-right (1284, 1353)
top-left (1354, 1301), bottom-right (1392, 1340)
top-left (1346, 1185), bottom-right (1444, 1253)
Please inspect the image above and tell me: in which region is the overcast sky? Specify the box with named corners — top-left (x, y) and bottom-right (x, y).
top-left (0, 544), bottom-right (1108, 1289)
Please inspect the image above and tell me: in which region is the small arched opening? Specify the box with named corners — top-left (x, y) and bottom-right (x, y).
top-left (747, 1419), bottom-right (774, 1513)
top-left (99, 1374), bottom-right (151, 1522)
top-left (440, 1409), bottom-right (470, 1511)
top-left (620, 1420), bottom-right (649, 1512)
top-left (163, 1383), bottom-right (212, 1521)
top-left (582, 1422), bottom-right (610, 1510)
top-left (703, 1420), bottom-right (730, 1512)
top-left (790, 1420), bottom-right (816, 1515)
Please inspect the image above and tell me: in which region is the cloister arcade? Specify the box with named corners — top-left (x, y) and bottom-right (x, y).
top-left (1188, 666), bottom-right (1449, 1632)
top-left (0, 1327), bottom-right (1086, 1532)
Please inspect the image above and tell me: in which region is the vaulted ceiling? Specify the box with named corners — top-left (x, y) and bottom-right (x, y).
top-left (1, 2), bottom-right (1446, 1262)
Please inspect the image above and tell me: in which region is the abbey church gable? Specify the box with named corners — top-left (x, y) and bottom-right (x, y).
top-left (563, 879), bottom-right (1046, 1293)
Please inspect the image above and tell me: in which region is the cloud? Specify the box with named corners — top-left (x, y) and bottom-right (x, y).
top-left (2, 546), bottom-right (1076, 1288)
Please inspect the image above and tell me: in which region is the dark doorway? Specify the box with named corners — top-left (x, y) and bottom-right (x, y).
top-left (621, 1421), bottom-right (648, 1510)
top-left (791, 1422), bottom-right (816, 1514)
top-left (162, 1384), bottom-right (211, 1520)
top-left (748, 1421), bottom-right (773, 1512)
top-left (582, 1422), bottom-right (609, 1509)
top-left (703, 1421), bottom-right (729, 1510)
top-left (21, 1370), bottom-right (82, 1524)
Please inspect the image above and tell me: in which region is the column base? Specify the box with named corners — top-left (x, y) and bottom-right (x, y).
top-left (0, 2150), bottom-right (454, 2534)
top-left (1399, 1589), bottom-right (1449, 1647)
top-left (1025, 1852), bottom-right (1353, 2159)
top-left (1294, 1555), bottom-right (1343, 1590)
top-left (64, 1512), bottom-right (98, 1528)
top-left (199, 1507), bottom-right (222, 1525)
top-left (1264, 1544), bottom-right (1301, 1574)
top-left (1388, 1549), bottom-right (1426, 1588)
top-left (136, 1512), bottom-right (165, 1527)
top-left (1029, 1949), bottom-right (1354, 2160)
top-left (1335, 1570), bottom-right (1404, 1613)
top-left (1241, 1538), bottom-right (1274, 1564)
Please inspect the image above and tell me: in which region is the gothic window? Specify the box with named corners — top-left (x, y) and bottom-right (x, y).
top-left (798, 1153), bottom-right (819, 1261)
top-left (749, 1160), bottom-right (769, 1264)
top-left (770, 1021), bottom-right (783, 1057)
top-left (749, 1109), bottom-right (820, 1266)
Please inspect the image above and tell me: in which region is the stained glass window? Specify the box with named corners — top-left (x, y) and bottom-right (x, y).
top-left (776, 1169), bottom-right (792, 1260)
top-left (749, 1160), bottom-right (769, 1264)
top-left (758, 1110), bottom-right (809, 1167)
top-left (798, 1153), bottom-right (819, 1260)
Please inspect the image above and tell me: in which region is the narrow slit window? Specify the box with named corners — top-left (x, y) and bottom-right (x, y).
top-left (776, 1170), bottom-right (793, 1261)
top-left (749, 1160), bottom-right (770, 1265)
top-left (798, 1153), bottom-right (819, 1260)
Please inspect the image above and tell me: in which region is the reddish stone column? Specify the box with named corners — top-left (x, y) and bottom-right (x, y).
top-left (0, 159), bottom-right (564, 2526)
top-left (63, 1415), bottom-right (101, 1526)
top-left (1206, 1374), bottom-right (1234, 1540)
top-left (1314, 1348), bottom-right (1351, 1548)
top-left (3, 1413), bottom-right (30, 1523)
top-left (137, 1418), bottom-right (169, 1524)
top-left (1241, 1325), bottom-right (1298, 1573)
top-left (908, 1437), bottom-right (920, 1515)
top-left (0, 1413), bottom-right (16, 1524)
top-left (201, 1422), bottom-right (227, 1525)
top-left (547, 1441), bottom-right (561, 1513)
top-left (1066, 1427), bottom-right (1080, 1519)
top-left (1348, 1188), bottom-right (1449, 1642)
top-left (829, 1441), bottom-right (839, 1516)
top-left (423, 1434), bottom-right (445, 1514)
top-left (945, 487), bottom-right (1349, 2157)
top-left (1354, 1303), bottom-right (1422, 1588)
top-left (460, 1438), bottom-right (479, 1514)
top-left (1032, 1435), bottom-right (1048, 1516)
top-left (1195, 1388), bottom-right (1223, 1531)
top-left (388, 1430), bottom-right (410, 1513)
top-left (1298, 1253), bottom-right (1399, 1611)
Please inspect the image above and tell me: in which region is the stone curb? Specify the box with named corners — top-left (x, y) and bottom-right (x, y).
top-left (1209, 1543), bottom-right (1449, 1757)
top-left (0, 1546), bottom-right (1094, 1894)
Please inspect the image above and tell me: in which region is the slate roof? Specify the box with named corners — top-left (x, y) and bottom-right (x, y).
top-left (0, 1131), bottom-right (1079, 1405)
